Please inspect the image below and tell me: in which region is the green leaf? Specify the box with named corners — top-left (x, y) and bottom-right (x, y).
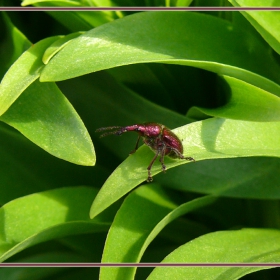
top-left (176, 0), bottom-right (193, 6)
top-left (147, 228), bottom-right (280, 279)
top-left (40, 12), bottom-right (280, 96)
top-left (42, 32), bottom-right (84, 64)
top-left (156, 157), bottom-right (280, 200)
top-left (0, 12), bottom-right (31, 78)
top-left (90, 118), bottom-right (280, 218)
top-left (187, 75), bottom-right (280, 121)
top-left (0, 80), bottom-right (95, 166)
top-left (21, 1), bottom-right (122, 30)
top-left (0, 36), bottom-right (61, 116)
top-left (21, 0), bottom-right (82, 6)
top-left (0, 28), bottom-right (95, 166)
top-left (0, 187), bottom-right (110, 262)
top-left (229, 0), bottom-right (280, 55)
top-left (100, 186), bottom-right (216, 280)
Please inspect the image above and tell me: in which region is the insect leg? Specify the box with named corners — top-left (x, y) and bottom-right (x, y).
top-left (147, 150), bottom-right (160, 182)
top-left (168, 146), bottom-right (195, 162)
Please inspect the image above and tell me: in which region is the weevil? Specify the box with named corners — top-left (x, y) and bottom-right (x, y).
top-left (96, 122), bottom-right (195, 182)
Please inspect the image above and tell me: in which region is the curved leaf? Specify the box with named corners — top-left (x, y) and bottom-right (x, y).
top-left (188, 75), bottom-right (280, 121)
top-left (43, 32), bottom-right (84, 64)
top-left (156, 157), bottom-right (280, 200)
top-left (0, 28), bottom-right (95, 165)
top-left (0, 12), bottom-right (31, 78)
top-left (0, 80), bottom-right (95, 166)
top-left (21, 1), bottom-right (122, 30)
top-left (0, 187), bottom-right (111, 262)
top-left (0, 36), bottom-right (60, 116)
top-left (90, 118), bottom-right (280, 218)
top-left (147, 228), bottom-right (280, 279)
top-left (100, 186), bottom-right (215, 280)
top-left (21, 0), bottom-right (82, 6)
top-left (229, 0), bottom-right (280, 55)
top-left (40, 12), bottom-right (280, 96)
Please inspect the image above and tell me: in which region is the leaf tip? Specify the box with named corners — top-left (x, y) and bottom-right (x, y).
top-left (89, 203), bottom-right (101, 219)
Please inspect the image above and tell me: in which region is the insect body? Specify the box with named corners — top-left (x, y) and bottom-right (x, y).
top-left (96, 122), bottom-right (195, 182)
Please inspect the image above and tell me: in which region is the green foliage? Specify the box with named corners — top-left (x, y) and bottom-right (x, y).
top-left (148, 228), bottom-right (280, 279)
top-left (0, 2), bottom-right (280, 279)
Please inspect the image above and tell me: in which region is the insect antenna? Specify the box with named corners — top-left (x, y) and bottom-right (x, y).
top-left (95, 126), bottom-right (122, 138)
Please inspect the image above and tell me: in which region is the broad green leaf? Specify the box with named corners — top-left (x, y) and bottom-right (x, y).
top-left (40, 12), bottom-right (280, 96)
top-left (100, 187), bottom-right (216, 280)
top-left (187, 75), bottom-right (280, 121)
top-left (0, 187), bottom-right (111, 262)
top-left (0, 12), bottom-right (31, 78)
top-left (229, 0), bottom-right (280, 55)
top-left (43, 32), bottom-right (84, 64)
top-left (156, 157), bottom-right (280, 199)
top-left (0, 24), bottom-right (95, 165)
top-left (0, 36), bottom-right (61, 116)
top-left (147, 228), bottom-right (280, 280)
top-left (90, 118), bottom-right (280, 218)
top-left (0, 80), bottom-right (95, 166)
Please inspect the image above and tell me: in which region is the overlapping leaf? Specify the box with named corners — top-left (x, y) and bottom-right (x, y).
top-left (100, 186), bottom-right (216, 280)
top-left (0, 12), bottom-right (31, 78)
top-left (40, 12), bottom-right (280, 97)
top-left (156, 157), bottom-right (280, 199)
top-left (148, 228), bottom-right (280, 279)
top-left (21, 0), bottom-right (122, 29)
top-left (229, 0), bottom-right (280, 55)
top-left (90, 119), bottom-right (280, 218)
top-left (0, 187), bottom-right (111, 262)
top-left (0, 14), bottom-right (95, 165)
top-left (0, 80), bottom-right (95, 166)
top-left (188, 75), bottom-right (280, 121)
top-left (0, 36), bottom-right (60, 116)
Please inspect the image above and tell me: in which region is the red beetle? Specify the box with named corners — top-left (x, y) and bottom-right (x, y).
top-left (96, 122), bottom-right (195, 182)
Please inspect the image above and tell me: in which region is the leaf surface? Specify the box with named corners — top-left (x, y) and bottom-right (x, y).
top-left (0, 187), bottom-right (111, 262)
top-left (40, 12), bottom-right (280, 96)
top-left (90, 118), bottom-right (280, 218)
top-left (148, 228), bottom-right (280, 280)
